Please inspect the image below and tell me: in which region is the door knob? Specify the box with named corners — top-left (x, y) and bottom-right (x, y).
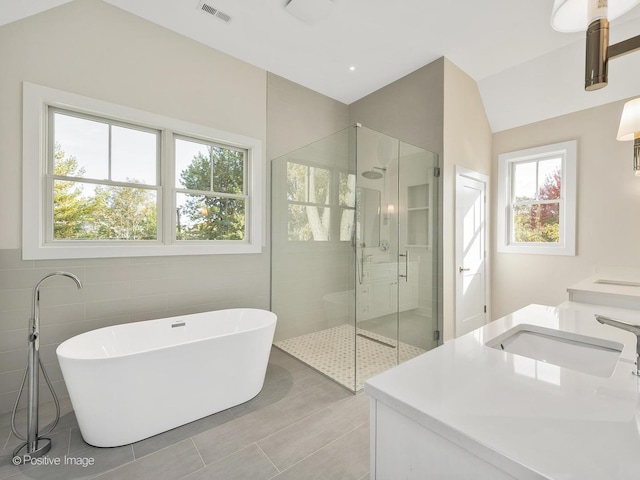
top-left (459, 267), bottom-right (470, 273)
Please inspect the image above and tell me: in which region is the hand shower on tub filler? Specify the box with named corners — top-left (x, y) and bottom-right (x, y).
top-left (11, 271), bottom-right (83, 464)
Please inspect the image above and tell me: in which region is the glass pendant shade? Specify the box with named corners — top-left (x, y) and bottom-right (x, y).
top-left (551, 0), bottom-right (640, 32)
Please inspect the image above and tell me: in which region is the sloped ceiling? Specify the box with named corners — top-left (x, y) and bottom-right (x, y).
top-left (2, 0), bottom-right (640, 132)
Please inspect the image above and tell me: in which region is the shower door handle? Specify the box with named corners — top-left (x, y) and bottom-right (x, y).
top-left (399, 251), bottom-right (408, 282)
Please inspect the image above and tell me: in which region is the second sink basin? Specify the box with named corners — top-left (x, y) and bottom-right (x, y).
top-left (486, 324), bottom-right (624, 377)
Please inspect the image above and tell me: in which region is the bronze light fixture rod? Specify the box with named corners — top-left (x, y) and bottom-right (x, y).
top-left (585, 20), bottom-right (640, 91)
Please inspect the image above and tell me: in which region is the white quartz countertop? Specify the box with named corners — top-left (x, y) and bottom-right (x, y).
top-left (365, 302), bottom-right (640, 480)
top-left (568, 275), bottom-right (640, 299)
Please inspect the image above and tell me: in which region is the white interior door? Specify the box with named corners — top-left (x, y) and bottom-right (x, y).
top-left (455, 169), bottom-right (487, 337)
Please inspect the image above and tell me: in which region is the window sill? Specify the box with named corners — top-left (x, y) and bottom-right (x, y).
top-left (497, 243), bottom-right (575, 256)
top-left (22, 242), bottom-right (263, 260)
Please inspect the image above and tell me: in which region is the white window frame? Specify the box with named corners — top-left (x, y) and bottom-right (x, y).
top-left (497, 140), bottom-right (577, 256)
top-left (23, 82), bottom-right (264, 259)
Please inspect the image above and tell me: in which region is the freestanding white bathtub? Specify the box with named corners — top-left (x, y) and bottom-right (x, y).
top-left (56, 308), bottom-right (277, 447)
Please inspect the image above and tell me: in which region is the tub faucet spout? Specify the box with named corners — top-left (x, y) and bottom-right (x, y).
top-left (595, 315), bottom-right (640, 376)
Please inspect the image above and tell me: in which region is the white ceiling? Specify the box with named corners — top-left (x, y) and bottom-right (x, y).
top-left (3, 0), bottom-right (640, 132)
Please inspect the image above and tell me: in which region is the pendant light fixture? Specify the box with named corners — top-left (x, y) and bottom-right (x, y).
top-left (551, 0), bottom-right (640, 91)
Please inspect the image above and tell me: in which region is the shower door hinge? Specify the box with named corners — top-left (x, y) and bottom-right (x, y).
top-left (433, 330), bottom-right (441, 341)
top-left (434, 167), bottom-right (441, 178)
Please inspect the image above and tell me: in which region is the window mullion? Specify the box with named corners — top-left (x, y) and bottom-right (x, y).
top-left (163, 130), bottom-right (174, 245)
top-left (512, 199), bottom-right (560, 207)
top-left (51, 175), bottom-right (160, 190)
top-left (108, 124), bottom-right (112, 181)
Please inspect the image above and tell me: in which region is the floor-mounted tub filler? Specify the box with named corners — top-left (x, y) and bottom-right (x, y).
top-left (12, 272), bottom-right (83, 462)
top-left (56, 308), bottom-right (277, 447)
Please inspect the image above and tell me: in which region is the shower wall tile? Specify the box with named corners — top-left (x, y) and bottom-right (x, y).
top-left (38, 303), bottom-right (86, 327)
top-left (37, 256), bottom-right (131, 268)
top-left (0, 267), bottom-right (88, 291)
top-left (130, 309), bottom-right (176, 323)
top-left (0, 308), bottom-right (30, 332)
top-left (0, 371), bottom-right (24, 396)
top-left (130, 278), bottom-right (170, 297)
top-left (0, 249), bottom-right (34, 270)
top-left (39, 281), bottom-right (130, 306)
top-left (0, 248), bottom-right (270, 414)
top-left (38, 344), bottom-right (60, 365)
top-left (0, 289), bottom-right (31, 311)
top-left (84, 263), bottom-right (168, 284)
top-left (0, 329), bottom-right (26, 353)
top-left (85, 294), bottom-right (168, 320)
top-left (0, 349), bottom-right (28, 374)
top-left (0, 361), bottom-right (62, 396)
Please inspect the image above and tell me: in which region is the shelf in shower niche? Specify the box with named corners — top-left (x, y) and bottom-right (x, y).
top-left (407, 184), bottom-right (429, 209)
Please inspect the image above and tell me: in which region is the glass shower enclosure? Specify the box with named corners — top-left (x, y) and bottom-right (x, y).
top-left (271, 124), bottom-right (439, 392)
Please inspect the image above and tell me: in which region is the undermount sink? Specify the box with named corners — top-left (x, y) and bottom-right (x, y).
top-left (486, 324), bottom-right (624, 377)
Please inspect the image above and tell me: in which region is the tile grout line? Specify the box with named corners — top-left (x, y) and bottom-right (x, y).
top-left (268, 423), bottom-right (363, 477)
top-left (255, 442), bottom-right (281, 474)
top-left (2, 423), bottom-right (14, 451)
top-left (81, 444), bottom-right (137, 480)
top-left (189, 437), bottom-right (206, 469)
top-left (173, 437), bottom-right (208, 480)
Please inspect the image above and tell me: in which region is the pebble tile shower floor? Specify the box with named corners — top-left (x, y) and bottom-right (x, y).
top-left (275, 324), bottom-right (426, 391)
top-left (0, 347), bottom-right (369, 480)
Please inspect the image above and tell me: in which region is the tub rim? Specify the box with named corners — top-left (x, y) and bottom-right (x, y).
top-left (56, 307), bottom-right (277, 361)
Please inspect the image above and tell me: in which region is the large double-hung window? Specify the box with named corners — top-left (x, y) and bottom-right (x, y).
top-left (23, 83), bottom-right (263, 259)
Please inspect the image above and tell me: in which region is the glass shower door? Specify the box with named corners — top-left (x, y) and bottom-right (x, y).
top-left (354, 128), bottom-right (439, 389)
top-left (397, 142), bottom-right (439, 362)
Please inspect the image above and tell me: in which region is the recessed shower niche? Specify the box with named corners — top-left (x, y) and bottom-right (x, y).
top-left (271, 124), bottom-right (440, 392)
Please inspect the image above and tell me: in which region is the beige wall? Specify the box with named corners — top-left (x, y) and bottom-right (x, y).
top-left (267, 73), bottom-right (351, 341)
top-left (442, 59), bottom-right (492, 340)
top-left (492, 99), bottom-right (639, 319)
top-left (0, 0), bottom-right (270, 413)
top-left (267, 73), bottom-right (349, 160)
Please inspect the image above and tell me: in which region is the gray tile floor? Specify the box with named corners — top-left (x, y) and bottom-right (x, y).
top-left (0, 348), bottom-right (370, 480)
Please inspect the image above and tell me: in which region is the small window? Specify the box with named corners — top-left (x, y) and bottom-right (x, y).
top-left (497, 140), bottom-right (576, 255)
top-left (23, 83), bottom-right (263, 259)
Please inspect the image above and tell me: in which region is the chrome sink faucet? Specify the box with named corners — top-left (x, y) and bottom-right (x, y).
top-left (595, 315), bottom-right (640, 376)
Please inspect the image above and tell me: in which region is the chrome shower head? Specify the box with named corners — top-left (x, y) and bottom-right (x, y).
top-left (361, 170), bottom-right (383, 180)
top-left (361, 167), bottom-right (386, 180)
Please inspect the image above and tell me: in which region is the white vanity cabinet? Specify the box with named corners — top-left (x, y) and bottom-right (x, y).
top-left (370, 400), bottom-right (519, 479)
top-left (365, 302), bottom-right (640, 480)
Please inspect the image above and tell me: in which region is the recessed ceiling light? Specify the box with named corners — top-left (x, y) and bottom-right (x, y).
top-left (349, 66), bottom-right (356, 71)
